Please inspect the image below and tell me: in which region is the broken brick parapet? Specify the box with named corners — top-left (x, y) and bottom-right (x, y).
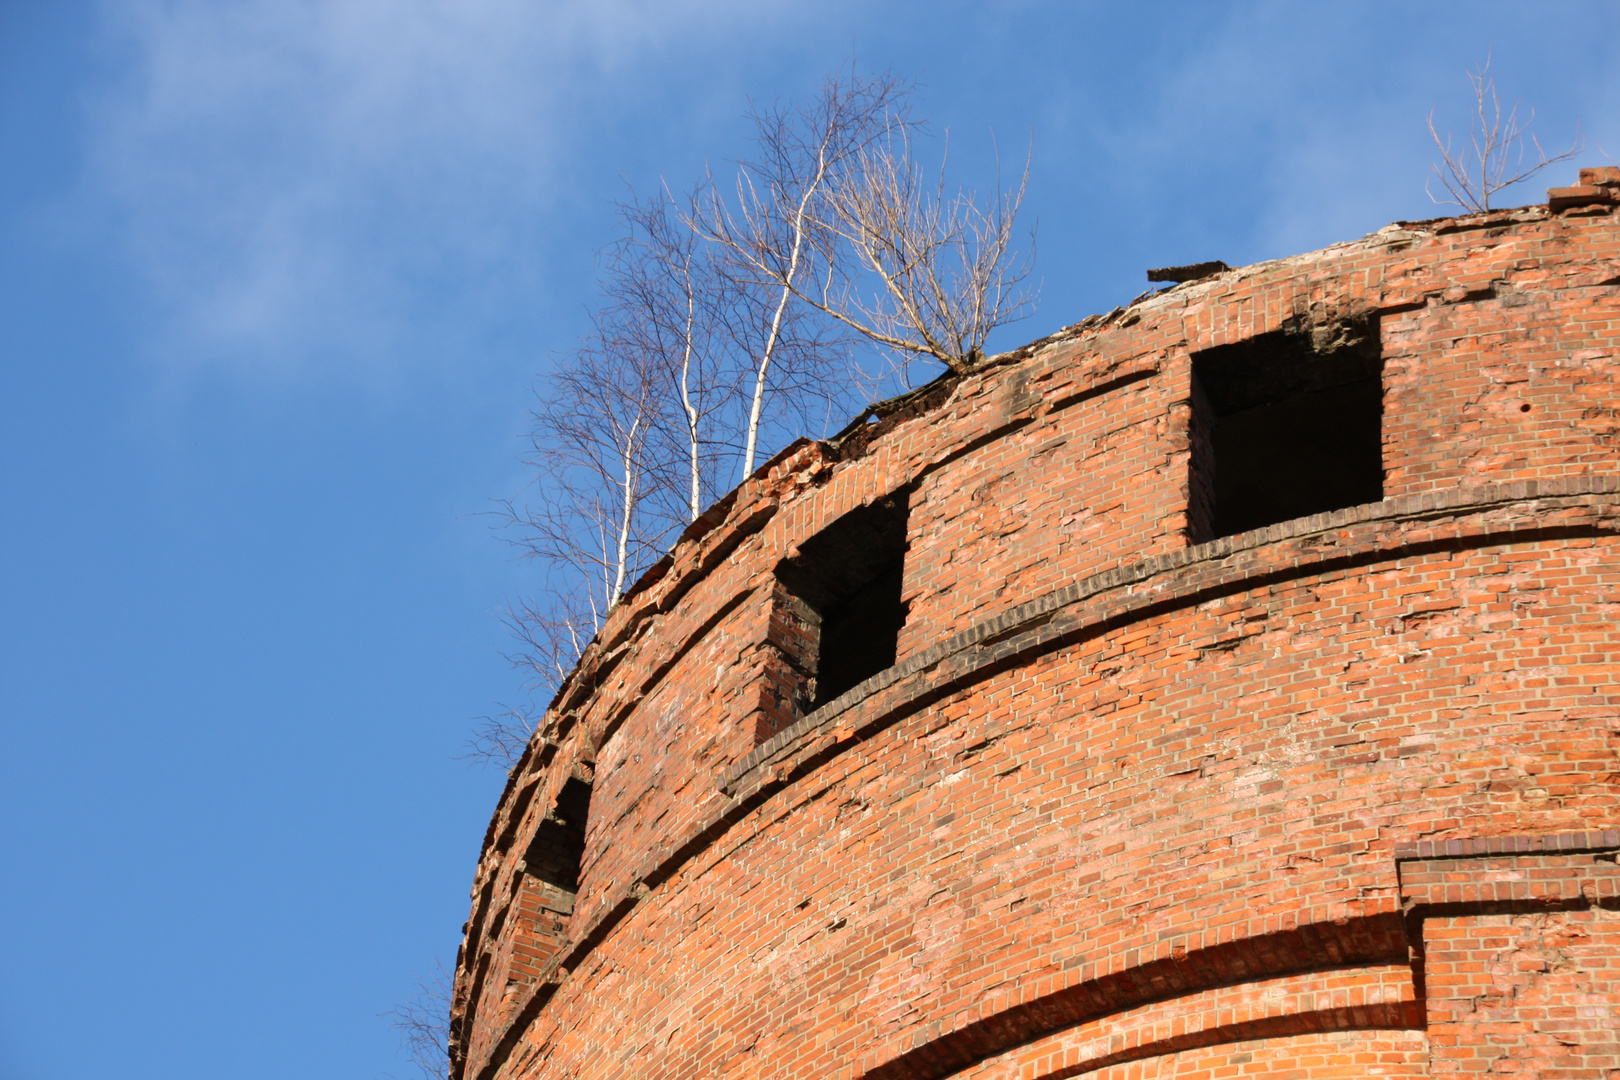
top-left (451, 188), bottom-right (1620, 1080)
top-left (1548, 165), bottom-right (1620, 211)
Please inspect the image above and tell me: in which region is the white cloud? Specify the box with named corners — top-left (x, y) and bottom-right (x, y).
top-left (80, 0), bottom-right (768, 376)
top-left (84, 0), bottom-right (1616, 381)
top-left (1061, 2), bottom-right (1615, 267)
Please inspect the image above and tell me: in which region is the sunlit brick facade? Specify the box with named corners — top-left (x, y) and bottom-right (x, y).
top-left (452, 170), bottom-right (1620, 1080)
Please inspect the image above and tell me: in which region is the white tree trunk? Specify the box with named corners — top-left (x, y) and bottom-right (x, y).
top-left (742, 159), bottom-right (824, 475)
top-left (611, 414), bottom-right (641, 601)
top-left (679, 289), bottom-right (702, 521)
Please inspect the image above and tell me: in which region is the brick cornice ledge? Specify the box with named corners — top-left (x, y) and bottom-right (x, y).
top-left (1394, 830), bottom-right (1620, 861)
top-left (725, 474), bottom-right (1620, 797)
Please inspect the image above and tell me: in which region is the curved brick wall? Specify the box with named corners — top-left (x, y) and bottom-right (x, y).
top-left (452, 174), bottom-right (1620, 1080)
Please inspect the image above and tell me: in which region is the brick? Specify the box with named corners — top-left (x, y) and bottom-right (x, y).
top-left (450, 179), bottom-right (1620, 1080)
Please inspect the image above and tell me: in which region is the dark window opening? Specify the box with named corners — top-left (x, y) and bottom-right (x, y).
top-left (774, 490), bottom-right (911, 712)
top-left (1188, 316), bottom-right (1384, 542)
top-left (520, 774), bottom-right (592, 917)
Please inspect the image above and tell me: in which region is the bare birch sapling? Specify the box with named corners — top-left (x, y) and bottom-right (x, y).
top-left (1428, 53), bottom-right (1580, 213)
top-left (694, 70), bottom-right (911, 474)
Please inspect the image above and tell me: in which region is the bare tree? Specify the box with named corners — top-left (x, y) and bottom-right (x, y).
top-left (813, 127), bottom-right (1036, 373)
top-left (384, 960), bottom-right (451, 1080)
top-left (477, 340), bottom-right (674, 770)
top-left (463, 702), bottom-right (541, 771)
top-left (693, 69), bottom-right (912, 473)
top-left (608, 191), bottom-right (741, 522)
top-left (482, 69), bottom-right (1039, 768)
top-left (464, 590), bottom-right (590, 770)
top-left (476, 200), bottom-right (742, 769)
top-left (1428, 53), bottom-right (1581, 212)
top-left (499, 325), bottom-right (680, 685)
top-left (712, 225), bottom-right (856, 470)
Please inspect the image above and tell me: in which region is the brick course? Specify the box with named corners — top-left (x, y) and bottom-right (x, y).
top-left (451, 181), bottom-right (1620, 1079)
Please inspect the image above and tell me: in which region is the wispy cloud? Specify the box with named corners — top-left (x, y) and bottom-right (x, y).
top-left (1060, 2), bottom-right (1611, 267)
top-left (79, 0), bottom-right (1617, 381)
top-left (79, 0), bottom-right (772, 377)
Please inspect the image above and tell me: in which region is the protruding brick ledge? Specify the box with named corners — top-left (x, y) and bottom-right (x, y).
top-left (1394, 830), bottom-right (1620, 861)
top-left (1396, 833), bottom-right (1620, 910)
top-left (466, 477), bottom-right (1620, 1080)
top-left (726, 474), bottom-right (1620, 796)
top-left (954, 966), bottom-right (1420, 1080)
top-left (857, 912), bottom-right (1410, 1080)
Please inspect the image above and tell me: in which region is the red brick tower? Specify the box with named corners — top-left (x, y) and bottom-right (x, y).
top-left (451, 170), bottom-right (1620, 1080)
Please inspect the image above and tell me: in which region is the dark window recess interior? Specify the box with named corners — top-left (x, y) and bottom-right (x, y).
top-left (1188, 317), bottom-right (1384, 542)
top-left (775, 491), bottom-right (910, 709)
top-left (519, 775), bottom-right (592, 916)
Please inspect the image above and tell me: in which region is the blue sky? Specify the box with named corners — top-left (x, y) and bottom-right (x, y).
top-left (1, 3), bottom-right (1614, 1078)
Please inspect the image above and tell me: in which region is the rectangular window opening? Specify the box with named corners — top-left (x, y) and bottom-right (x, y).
top-left (1188, 316), bottom-right (1384, 542)
top-left (519, 774), bottom-right (592, 919)
top-left (770, 490), bottom-right (911, 731)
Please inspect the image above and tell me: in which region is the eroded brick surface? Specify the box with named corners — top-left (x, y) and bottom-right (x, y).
top-left (1425, 908), bottom-right (1620, 1077)
top-left (1028, 1031), bottom-right (1432, 1080)
top-left (451, 185), bottom-right (1620, 1080)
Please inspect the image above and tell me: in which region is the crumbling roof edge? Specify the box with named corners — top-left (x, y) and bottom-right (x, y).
top-left (485, 200), bottom-right (1531, 812)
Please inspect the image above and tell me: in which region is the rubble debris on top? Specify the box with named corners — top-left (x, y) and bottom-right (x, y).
top-left (1147, 261), bottom-right (1230, 284)
top-left (1548, 166), bottom-right (1620, 211)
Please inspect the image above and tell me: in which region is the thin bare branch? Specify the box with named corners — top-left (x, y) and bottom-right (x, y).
top-left (461, 704), bottom-right (538, 771)
top-left (496, 321), bottom-right (682, 702)
top-left (1427, 52), bottom-right (1582, 212)
top-left (606, 191), bottom-right (742, 522)
top-left (383, 960), bottom-right (451, 1080)
top-left (812, 126), bottom-right (1037, 373)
